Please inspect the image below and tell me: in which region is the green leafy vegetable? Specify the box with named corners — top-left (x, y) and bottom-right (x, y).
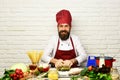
top-left (70, 75), bottom-right (79, 80)
top-left (80, 67), bottom-right (88, 76)
top-left (80, 67), bottom-right (112, 80)
top-left (0, 69), bottom-right (15, 80)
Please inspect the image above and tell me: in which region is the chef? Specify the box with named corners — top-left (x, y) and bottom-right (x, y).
top-left (42, 9), bottom-right (87, 68)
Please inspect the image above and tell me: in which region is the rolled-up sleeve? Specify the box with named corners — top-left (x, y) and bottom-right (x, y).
top-left (74, 36), bottom-right (87, 66)
top-left (41, 37), bottom-right (55, 63)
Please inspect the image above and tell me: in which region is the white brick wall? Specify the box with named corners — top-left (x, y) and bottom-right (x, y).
top-left (0, 0), bottom-right (120, 76)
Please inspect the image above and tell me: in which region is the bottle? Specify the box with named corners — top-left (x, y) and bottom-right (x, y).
top-left (99, 54), bottom-right (105, 67)
top-left (111, 68), bottom-right (119, 80)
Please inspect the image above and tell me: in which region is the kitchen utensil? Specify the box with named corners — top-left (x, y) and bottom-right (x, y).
top-left (96, 56), bottom-right (116, 67)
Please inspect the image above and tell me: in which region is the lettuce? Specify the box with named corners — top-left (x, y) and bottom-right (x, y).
top-left (10, 63), bottom-right (28, 72)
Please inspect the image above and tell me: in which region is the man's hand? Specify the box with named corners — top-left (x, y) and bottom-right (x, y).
top-left (55, 59), bottom-right (64, 68)
top-left (50, 58), bottom-right (78, 68)
top-left (63, 59), bottom-right (78, 68)
top-left (63, 60), bottom-right (73, 68)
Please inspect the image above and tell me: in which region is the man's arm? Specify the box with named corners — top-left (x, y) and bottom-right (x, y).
top-left (41, 36), bottom-right (55, 63)
top-left (70, 58), bottom-right (78, 65)
top-left (50, 58), bottom-right (58, 64)
top-left (74, 36), bottom-right (87, 66)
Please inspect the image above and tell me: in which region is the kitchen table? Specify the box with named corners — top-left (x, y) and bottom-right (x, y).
top-left (27, 67), bottom-right (120, 80)
top-left (27, 68), bottom-right (85, 80)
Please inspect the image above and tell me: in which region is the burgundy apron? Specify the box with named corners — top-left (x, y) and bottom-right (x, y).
top-left (54, 37), bottom-right (77, 67)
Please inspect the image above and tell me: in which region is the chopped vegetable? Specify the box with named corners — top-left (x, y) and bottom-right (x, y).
top-left (58, 66), bottom-right (70, 71)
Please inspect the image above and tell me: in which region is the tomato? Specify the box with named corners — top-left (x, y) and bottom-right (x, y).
top-left (19, 71), bottom-right (23, 75)
top-left (19, 69), bottom-right (22, 72)
top-left (11, 68), bottom-right (24, 79)
top-left (88, 66), bottom-right (93, 71)
top-left (13, 76), bottom-right (17, 80)
top-left (10, 73), bottom-right (14, 78)
top-left (43, 67), bottom-right (49, 72)
top-left (15, 70), bottom-right (20, 74)
top-left (19, 75), bottom-right (23, 78)
top-left (13, 73), bottom-right (17, 77)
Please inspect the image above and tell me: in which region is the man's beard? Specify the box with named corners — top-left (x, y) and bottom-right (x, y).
top-left (59, 30), bottom-right (70, 40)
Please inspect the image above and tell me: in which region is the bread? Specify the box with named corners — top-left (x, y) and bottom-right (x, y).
top-left (69, 68), bottom-right (82, 75)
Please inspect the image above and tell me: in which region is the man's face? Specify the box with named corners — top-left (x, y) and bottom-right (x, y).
top-left (58, 23), bottom-right (71, 40)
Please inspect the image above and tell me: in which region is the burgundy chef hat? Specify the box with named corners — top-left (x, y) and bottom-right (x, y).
top-left (56, 9), bottom-right (72, 27)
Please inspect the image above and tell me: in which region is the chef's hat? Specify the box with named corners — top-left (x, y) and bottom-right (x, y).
top-left (56, 9), bottom-right (72, 27)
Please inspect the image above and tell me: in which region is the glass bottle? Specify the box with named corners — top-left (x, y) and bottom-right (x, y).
top-left (99, 54), bottom-right (105, 67)
top-left (111, 68), bottom-right (119, 80)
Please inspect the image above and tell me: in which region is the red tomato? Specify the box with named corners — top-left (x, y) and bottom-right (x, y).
top-left (88, 66), bottom-right (93, 71)
top-left (19, 75), bottom-right (24, 78)
top-left (43, 67), bottom-right (49, 72)
top-left (15, 70), bottom-right (20, 74)
top-left (10, 73), bottom-right (14, 78)
top-left (19, 69), bottom-right (22, 72)
top-left (20, 71), bottom-right (23, 75)
top-left (13, 73), bottom-right (17, 77)
top-left (17, 75), bottom-right (20, 78)
top-left (13, 76), bottom-right (17, 80)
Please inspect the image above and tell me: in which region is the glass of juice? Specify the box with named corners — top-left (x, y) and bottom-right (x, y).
top-left (48, 69), bottom-right (58, 80)
top-left (29, 64), bottom-right (37, 79)
top-left (29, 64), bottom-right (37, 71)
